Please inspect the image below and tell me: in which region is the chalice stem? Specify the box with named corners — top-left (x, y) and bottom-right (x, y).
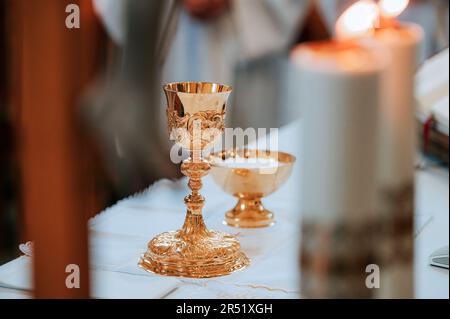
top-left (180, 156), bottom-right (210, 237)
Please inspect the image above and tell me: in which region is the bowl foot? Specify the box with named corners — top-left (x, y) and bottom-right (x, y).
top-left (225, 198), bottom-right (275, 228)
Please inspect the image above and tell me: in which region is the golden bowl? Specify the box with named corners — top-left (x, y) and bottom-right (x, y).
top-left (208, 149), bottom-right (296, 228)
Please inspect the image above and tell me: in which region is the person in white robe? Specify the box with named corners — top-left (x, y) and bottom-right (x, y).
top-left (90, 0), bottom-right (448, 192)
top-left (93, 0), bottom-right (309, 130)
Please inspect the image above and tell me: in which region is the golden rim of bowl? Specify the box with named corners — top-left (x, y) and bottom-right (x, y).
top-left (163, 82), bottom-right (232, 94)
top-left (208, 149), bottom-right (296, 166)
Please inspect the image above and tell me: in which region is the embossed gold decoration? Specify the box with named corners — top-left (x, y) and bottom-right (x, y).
top-left (167, 109), bottom-right (225, 150)
top-left (208, 149), bottom-right (296, 228)
top-left (139, 82), bottom-right (249, 278)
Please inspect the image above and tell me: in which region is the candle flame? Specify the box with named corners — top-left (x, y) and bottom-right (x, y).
top-left (379, 0), bottom-right (409, 18)
top-left (335, 0), bottom-right (379, 40)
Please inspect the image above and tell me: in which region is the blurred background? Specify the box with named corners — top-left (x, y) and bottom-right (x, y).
top-left (0, 0), bottom-right (448, 268)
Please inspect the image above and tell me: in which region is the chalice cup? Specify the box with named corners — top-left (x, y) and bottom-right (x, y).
top-left (139, 82), bottom-right (249, 278)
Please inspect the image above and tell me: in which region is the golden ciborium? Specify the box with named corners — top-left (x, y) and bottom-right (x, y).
top-left (139, 82), bottom-right (249, 278)
top-left (209, 149), bottom-right (296, 228)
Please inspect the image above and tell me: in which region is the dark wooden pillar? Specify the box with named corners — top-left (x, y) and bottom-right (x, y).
top-left (11, 0), bottom-right (104, 298)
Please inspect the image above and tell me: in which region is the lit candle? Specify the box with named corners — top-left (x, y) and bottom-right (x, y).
top-left (364, 0), bottom-right (423, 299)
top-left (292, 1), bottom-right (385, 298)
top-left (372, 0), bottom-right (423, 189)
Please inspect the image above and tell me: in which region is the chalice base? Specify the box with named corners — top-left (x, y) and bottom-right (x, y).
top-left (139, 218), bottom-right (249, 278)
top-left (225, 198), bottom-right (275, 228)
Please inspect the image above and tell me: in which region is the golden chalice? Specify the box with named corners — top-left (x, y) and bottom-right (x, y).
top-left (209, 149), bottom-right (296, 228)
top-left (139, 82), bottom-right (249, 278)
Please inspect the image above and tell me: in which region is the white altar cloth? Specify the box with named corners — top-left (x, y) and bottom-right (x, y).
top-left (0, 120), bottom-right (448, 299)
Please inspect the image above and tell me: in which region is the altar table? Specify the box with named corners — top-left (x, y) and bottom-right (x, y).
top-left (0, 120), bottom-right (448, 299)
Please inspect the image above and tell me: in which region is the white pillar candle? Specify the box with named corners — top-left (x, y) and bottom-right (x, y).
top-left (372, 23), bottom-right (423, 189)
top-left (292, 41), bottom-right (386, 298)
top-left (365, 21), bottom-right (423, 299)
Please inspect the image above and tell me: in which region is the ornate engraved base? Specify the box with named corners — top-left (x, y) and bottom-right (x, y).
top-left (225, 198), bottom-right (275, 228)
top-left (139, 158), bottom-right (249, 278)
top-left (139, 213), bottom-right (249, 278)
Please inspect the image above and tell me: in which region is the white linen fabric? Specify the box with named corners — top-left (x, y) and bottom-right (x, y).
top-left (0, 120), bottom-right (448, 298)
top-left (0, 121), bottom-right (301, 298)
